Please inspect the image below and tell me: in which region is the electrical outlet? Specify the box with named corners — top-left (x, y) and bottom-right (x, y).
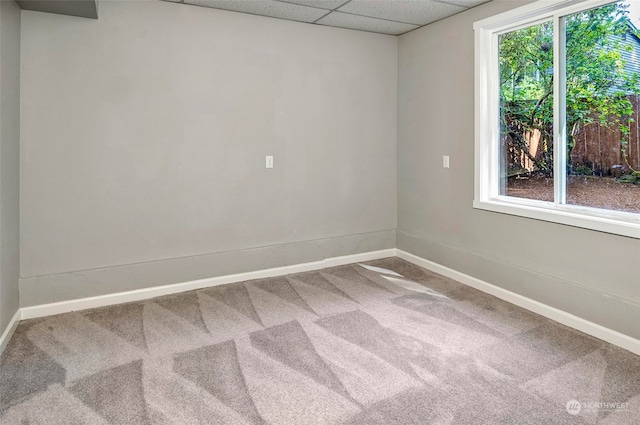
top-left (443, 155), bottom-right (450, 168)
top-left (266, 156), bottom-right (273, 169)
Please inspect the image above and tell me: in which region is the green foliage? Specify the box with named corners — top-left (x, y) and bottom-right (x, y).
top-left (499, 2), bottom-right (640, 176)
top-left (573, 164), bottom-right (594, 176)
top-left (619, 171), bottom-right (640, 184)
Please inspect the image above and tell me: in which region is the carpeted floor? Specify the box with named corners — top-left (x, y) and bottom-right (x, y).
top-left (1, 257), bottom-right (639, 424)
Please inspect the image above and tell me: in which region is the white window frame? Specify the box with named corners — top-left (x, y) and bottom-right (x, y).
top-left (474, 0), bottom-right (640, 239)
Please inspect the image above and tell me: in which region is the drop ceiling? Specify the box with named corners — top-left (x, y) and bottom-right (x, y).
top-left (165, 0), bottom-right (490, 35)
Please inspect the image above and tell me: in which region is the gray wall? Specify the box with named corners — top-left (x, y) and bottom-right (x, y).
top-left (397, 0), bottom-right (640, 339)
top-left (0, 0), bottom-right (21, 334)
top-left (19, 0), bottom-right (397, 306)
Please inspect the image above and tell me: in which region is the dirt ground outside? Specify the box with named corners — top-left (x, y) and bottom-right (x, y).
top-left (506, 174), bottom-right (640, 214)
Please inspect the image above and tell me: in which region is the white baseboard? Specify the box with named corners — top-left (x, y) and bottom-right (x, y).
top-left (0, 309), bottom-right (21, 356)
top-left (19, 249), bottom-right (397, 321)
top-left (396, 249), bottom-right (640, 356)
top-left (8, 247), bottom-right (639, 358)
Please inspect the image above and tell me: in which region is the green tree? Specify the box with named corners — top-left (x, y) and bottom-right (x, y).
top-left (499, 2), bottom-right (640, 176)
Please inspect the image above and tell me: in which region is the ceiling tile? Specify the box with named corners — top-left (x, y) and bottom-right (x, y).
top-left (337, 0), bottom-right (466, 26)
top-left (316, 11), bottom-right (418, 35)
top-left (185, 0), bottom-right (329, 23)
top-left (278, 0), bottom-right (348, 10)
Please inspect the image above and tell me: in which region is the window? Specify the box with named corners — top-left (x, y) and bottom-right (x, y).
top-left (474, 0), bottom-right (640, 239)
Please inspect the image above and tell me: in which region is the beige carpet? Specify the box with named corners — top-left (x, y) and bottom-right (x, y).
top-left (1, 257), bottom-right (639, 424)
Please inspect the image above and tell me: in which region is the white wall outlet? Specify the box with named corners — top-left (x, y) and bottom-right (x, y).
top-left (443, 155), bottom-right (450, 168)
top-left (266, 155), bottom-right (274, 169)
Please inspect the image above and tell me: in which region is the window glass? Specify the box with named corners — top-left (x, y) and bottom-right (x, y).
top-left (564, 2), bottom-right (640, 213)
top-left (499, 21), bottom-right (554, 201)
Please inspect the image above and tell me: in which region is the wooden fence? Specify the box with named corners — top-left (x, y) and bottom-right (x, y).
top-left (505, 95), bottom-right (640, 176)
top-left (570, 94), bottom-right (640, 175)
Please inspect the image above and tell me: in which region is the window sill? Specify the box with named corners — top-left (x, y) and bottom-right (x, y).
top-left (473, 197), bottom-right (640, 239)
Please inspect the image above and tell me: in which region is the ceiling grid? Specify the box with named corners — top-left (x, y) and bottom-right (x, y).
top-left (168, 0), bottom-right (490, 35)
